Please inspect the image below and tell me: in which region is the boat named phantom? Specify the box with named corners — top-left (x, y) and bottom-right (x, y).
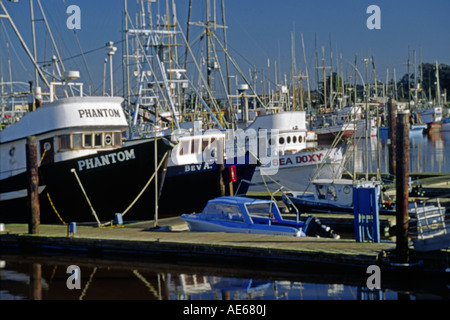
top-left (1, 95), bottom-right (173, 224)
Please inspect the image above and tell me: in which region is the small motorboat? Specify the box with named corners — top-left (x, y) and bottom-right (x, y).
top-left (282, 179), bottom-right (388, 215)
top-left (181, 196), bottom-right (339, 238)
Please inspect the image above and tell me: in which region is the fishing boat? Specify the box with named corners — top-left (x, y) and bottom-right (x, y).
top-left (379, 123), bottom-right (427, 137)
top-left (282, 178), bottom-right (447, 220)
top-left (0, 93), bottom-right (173, 224)
top-left (181, 196), bottom-right (339, 238)
top-left (378, 110), bottom-right (427, 136)
top-left (332, 104), bottom-right (378, 139)
top-left (281, 179), bottom-right (390, 215)
top-left (238, 111), bottom-right (346, 194)
top-left (417, 105), bottom-right (443, 134)
top-left (158, 129), bottom-right (258, 214)
top-left (0, 0), bottom-right (178, 224)
top-left (123, 0), bottom-right (258, 215)
top-left (313, 113), bottom-right (356, 143)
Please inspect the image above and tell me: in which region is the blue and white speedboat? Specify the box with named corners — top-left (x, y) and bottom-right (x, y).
top-left (181, 196), bottom-right (339, 238)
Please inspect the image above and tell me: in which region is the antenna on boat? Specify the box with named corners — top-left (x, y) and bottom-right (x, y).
top-left (106, 41), bottom-right (117, 96)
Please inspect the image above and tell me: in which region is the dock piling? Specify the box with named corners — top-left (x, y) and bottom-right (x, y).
top-left (395, 111), bottom-right (410, 263)
top-left (26, 136), bottom-right (40, 234)
top-left (387, 98), bottom-right (396, 177)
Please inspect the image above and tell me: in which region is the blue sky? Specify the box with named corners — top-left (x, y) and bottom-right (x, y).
top-left (1, 0), bottom-right (449, 95)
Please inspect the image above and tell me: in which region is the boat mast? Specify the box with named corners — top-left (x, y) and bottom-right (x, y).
top-left (435, 60), bottom-right (441, 105)
top-left (29, 0), bottom-right (38, 88)
top-left (0, 1), bottom-right (50, 89)
top-left (300, 33), bottom-right (311, 114)
top-left (221, 0), bottom-right (231, 98)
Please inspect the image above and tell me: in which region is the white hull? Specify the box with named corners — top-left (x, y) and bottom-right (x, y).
top-left (248, 148), bottom-right (344, 193)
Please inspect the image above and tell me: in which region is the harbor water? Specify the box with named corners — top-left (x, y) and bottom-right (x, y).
top-left (1, 132), bottom-right (450, 301)
top-left (349, 131), bottom-right (450, 175)
top-left (2, 253), bottom-right (448, 301)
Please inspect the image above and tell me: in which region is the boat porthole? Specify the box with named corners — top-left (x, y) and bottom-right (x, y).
top-left (9, 147), bottom-right (15, 156)
top-left (279, 137), bottom-right (285, 145)
top-left (43, 142), bottom-right (52, 151)
top-left (287, 136), bottom-right (291, 144)
top-left (299, 136), bottom-right (302, 143)
top-left (344, 186), bottom-right (350, 194)
top-left (293, 136), bottom-right (297, 143)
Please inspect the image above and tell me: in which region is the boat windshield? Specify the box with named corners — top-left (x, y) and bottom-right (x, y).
top-left (203, 203), bottom-right (245, 223)
top-left (246, 202), bottom-right (277, 218)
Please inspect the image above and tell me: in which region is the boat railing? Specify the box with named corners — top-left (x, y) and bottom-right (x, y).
top-left (408, 199), bottom-right (450, 251)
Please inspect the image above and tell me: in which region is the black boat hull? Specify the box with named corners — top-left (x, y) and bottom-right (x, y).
top-left (0, 138), bottom-right (173, 224)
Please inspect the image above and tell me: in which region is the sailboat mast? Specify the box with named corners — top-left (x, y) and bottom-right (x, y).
top-left (435, 60), bottom-right (441, 105)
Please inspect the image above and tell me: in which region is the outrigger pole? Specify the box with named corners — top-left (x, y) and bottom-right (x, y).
top-left (0, 1), bottom-right (51, 89)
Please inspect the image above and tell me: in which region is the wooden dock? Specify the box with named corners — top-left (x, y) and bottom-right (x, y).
top-left (1, 217), bottom-right (449, 275)
top-left (0, 219), bottom-right (391, 268)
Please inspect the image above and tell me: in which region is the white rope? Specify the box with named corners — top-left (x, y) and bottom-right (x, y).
top-left (121, 151), bottom-right (169, 217)
top-left (70, 150), bottom-right (169, 225)
top-left (70, 168), bottom-right (102, 226)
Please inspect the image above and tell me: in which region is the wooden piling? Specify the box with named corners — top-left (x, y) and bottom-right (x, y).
top-left (395, 111), bottom-right (410, 263)
top-left (29, 263), bottom-right (42, 300)
top-left (26, 136), bottom-right (40, 234)
top-left (387, 98), bottom-right (396, 176)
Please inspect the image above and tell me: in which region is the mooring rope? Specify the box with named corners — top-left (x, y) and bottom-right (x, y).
top-left (70, 168), bottom-right (102, 226)
top-left (68, 150), bottom-right (169, 226)
top-left (38, 148), bottom-right (67, 225)
top-left (121, 151), bottom-right (169, 218)
top-left (46, 192), bottom-right (67, 225)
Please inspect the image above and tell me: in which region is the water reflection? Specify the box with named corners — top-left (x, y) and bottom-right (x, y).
top-left (344, 132), bottom-right (450, 175)
top-left (1, 254), bottom-right (449, 300)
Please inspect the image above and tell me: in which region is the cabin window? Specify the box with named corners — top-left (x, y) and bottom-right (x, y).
top-left (287, 136), bottom-right (291, 144)
top-left (317, 185), bottom-right (326, 199)
top-left (202, 138), bottom-right (210, 152)
top-left (293, 136), bottom-right (297, 143)
top-left (191, 139), bottom-right (200, 154)
top-left (246, 202), bottom-right (277, 219)
top-left (178, 139), bottom-right (190, 156)
top-left (84, 134), bottom-right (93, 148)
top-left (58, 135), bottom-right (71, 151)
top-left (113, 132), bottom-right (122, 147)
top-left (94, 133), bottom-right (103, 147)
top-left (57, 131), bottom-right (122, 151)
top-left (317, 185), bottom-right (337, 201)
top-left (327, 185), bottom-right (337, 201)
top-left (299, 135), bottom-right (302, 143)
top-left (204, 203), bottom-right (244, 223)
top-left (73, 134), bottom-right (82, 149)
top-left (279, 137), bottom-right (285, 145)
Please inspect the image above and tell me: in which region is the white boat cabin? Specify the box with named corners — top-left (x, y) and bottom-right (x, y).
top-left (311, 179), bottom-right (380, 207)
top-left (0, 96), bottom-right (127, 180)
